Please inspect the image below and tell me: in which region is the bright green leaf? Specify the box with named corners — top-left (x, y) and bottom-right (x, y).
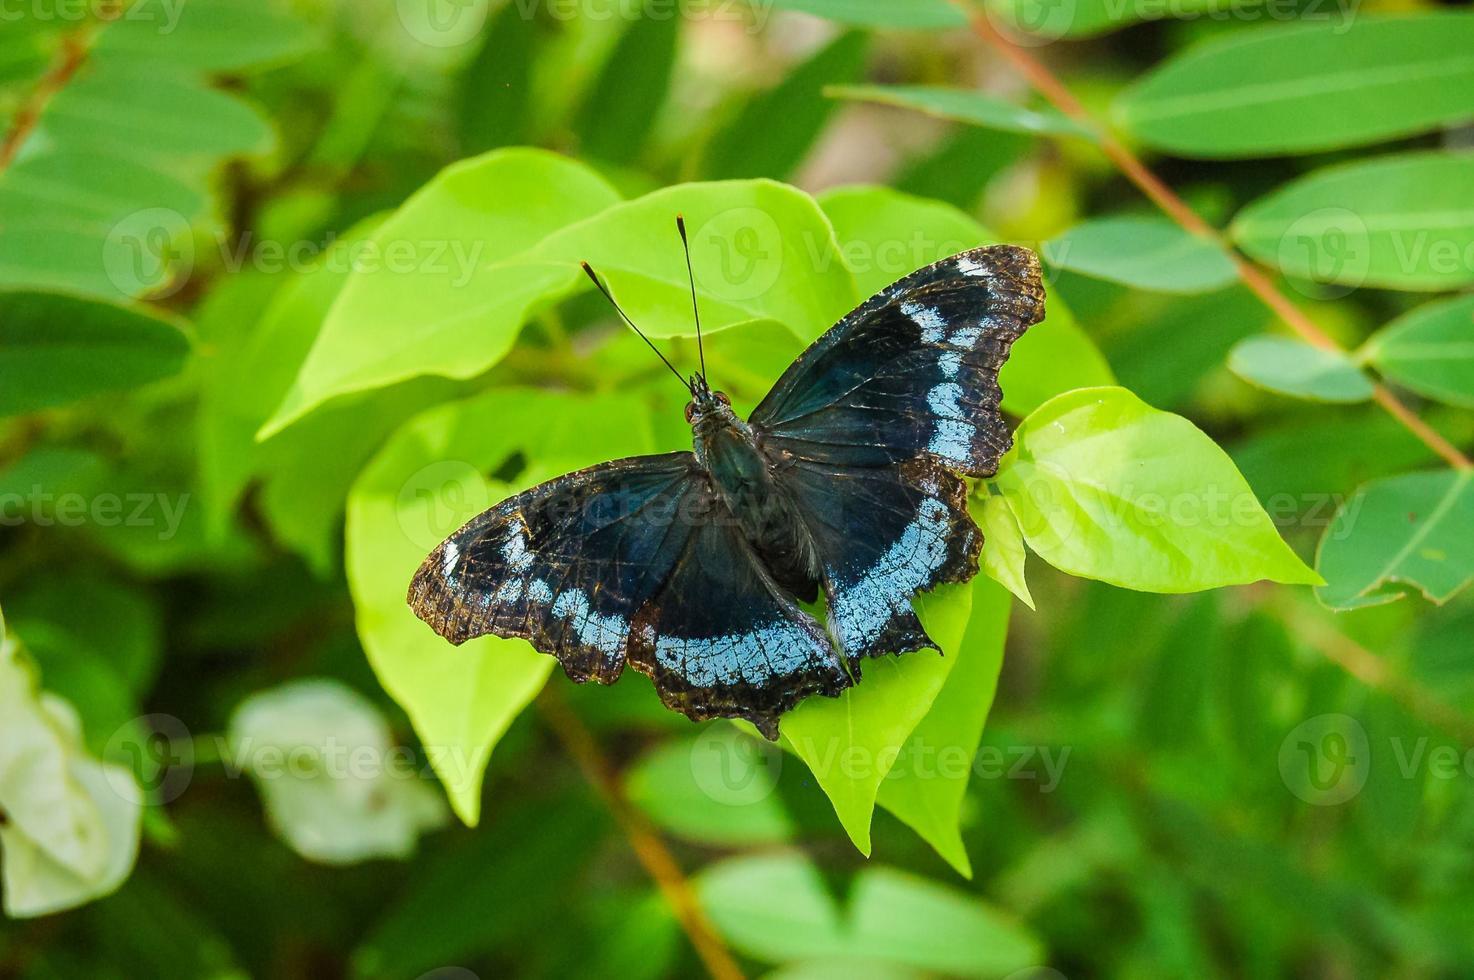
top-left (876, 576), bottom-right (1013, 876)
top-left (262, 149), bottom-right (620, 436)
top-left (345, 388), bottom-right (656, 824)
top-left (1315, 470), bottom-right (1474, 610)
top-left (975, 495), bottom-right (1033, 609)
top-left (265, 155), bottom-right (859, 434)
top-left (0, 291), bottom-right (191, 416)
top-left (996, 386), bottom-right (1322, 592)
top-left (698, 853), bottom-right (1043, 975)
top-left (1045, 216), bottom-right (1237, 294)
top-left (1114, 14), bottom-right (1474, 158)
top-left (779, 583), bottom-right (972, 854)
top-left (1228, 336), bottom-right (1374, 403)
top-left (828, 83), bottom-right (1092, 140)
top-left (1362, 293), bottom-right (1474, 408)
top-left (1231, 151), bottom-right (1474, 292)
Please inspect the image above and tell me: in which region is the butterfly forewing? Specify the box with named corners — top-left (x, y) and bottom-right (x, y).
top-left (752, 245), bottom-right (1044, 477)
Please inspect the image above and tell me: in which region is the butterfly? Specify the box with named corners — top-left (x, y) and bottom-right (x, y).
top-left (408, 217), bottom-right (1044, 738)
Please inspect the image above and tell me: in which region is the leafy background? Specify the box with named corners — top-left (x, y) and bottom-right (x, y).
top-left (2, 0), bottom-right (1474, 976)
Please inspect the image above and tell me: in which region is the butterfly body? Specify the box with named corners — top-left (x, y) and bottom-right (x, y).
top-left (409, 244), bottom-right (1045, 737)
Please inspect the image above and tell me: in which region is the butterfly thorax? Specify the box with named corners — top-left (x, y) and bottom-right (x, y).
top-left (689, 382), bottom-right (822, 603)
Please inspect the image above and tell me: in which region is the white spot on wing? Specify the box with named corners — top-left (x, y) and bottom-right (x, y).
top-left (442, 540), bottom-right (460, 580)
top-left (901, 300), bottom-right (946, 343)
top-left (938, 351), bottom-right (962, 379)
top-left (955, 254), bottom-right (988, 277)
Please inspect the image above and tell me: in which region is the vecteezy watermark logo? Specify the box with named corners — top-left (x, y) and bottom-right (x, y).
top-left (103, 207), bottom-right (195, 299)
top-left (1276, 207), bottom-right (1370, 299)
top-left (104, 713), bottom-right (195, 804)
top-left (689, 724), bottom-right (782, 806)
top-left (1278, 713), bottom-right (1370, 806)
top-left (0, 487), bottom-right (191, 540)
top-left (0, 0), bottom-right (189, 33)
top-left (691, 207), bottom-right (783, 304)
top-left (396, 460), bottom-right (496, 551)
top-left (395, 0), bottom-right (491, 48)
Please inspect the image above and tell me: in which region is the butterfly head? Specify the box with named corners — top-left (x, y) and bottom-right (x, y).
top-left (684, 374), bottom-right (732, 429)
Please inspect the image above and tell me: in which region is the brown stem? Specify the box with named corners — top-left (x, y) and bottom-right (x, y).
top-left (1275, 597), bottom-right (1474, 746)
top-left (537, 690), bottom-right (746, 980)
top-left (0, 17), bottom-right (110, 173)
top-left (962, 7), bottom-right (1474, 472)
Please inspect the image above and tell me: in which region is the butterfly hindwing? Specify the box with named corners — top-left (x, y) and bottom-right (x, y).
top-left (407, 452), bottom-right (849, 735)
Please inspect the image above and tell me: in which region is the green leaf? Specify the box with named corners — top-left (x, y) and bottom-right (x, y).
top-left (264, 155), bottom-right (859, 434)
top-left (815, 184), bottom-right (1113, 415)
top-left (875, 576), bottom-right (1013, 876)
top-left (1114, 14), bottom-right (1474, 158)
top-left (39, 59), bottom-right (273, 160)
top-left (228, 680), bottom-right (449, 864)
top-left (457, 0), bottom-right (538, 154)
top-left (827, 84), bottom-right (1093, 140)
top-left (779, 583), bottom-right (973, 854)
top-left (1227, 336), bottom-right (1374, 403)
top-left (0, 291), bottom-right (191, 416)
top-left (975, 495), bottom-right (1033, 609)
top-left (625, 728), bottom-right (795, 846)
top-left (1315, 470), bottom-right (1474, 610)
top-left (345, 387), bottom-right (656, 824)
top-left (764, 0), bottom-right (967, 28)
top-left (996, 386), bottom-right (1322, 592)
top-left (261, 149), bottom-right (621, 436)
top-left (698, 853), bottom-right (1043, 975)
top-left (1362, 293), bottom-right (1474, 408)
top-left (197, 217), bottom-right (458, 572)
top-left (1231, 151), bottom-right (1474, 292)
top-left (94, 0), bottom-right (317, 71)
top-left (704, 32), bottom-right (870, 180)
top-left (1045, 216), bottom-right (1236, 294)
top-left (573, 3), bottom-right (679, 164)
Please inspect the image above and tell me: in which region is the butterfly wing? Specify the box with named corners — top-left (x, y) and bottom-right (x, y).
top-left (750, 245), bottom-right (1044, 660)
top-left (407, 452), bottom-right (847, 737)
top-left (750, 244), bottom-right (1044, 477)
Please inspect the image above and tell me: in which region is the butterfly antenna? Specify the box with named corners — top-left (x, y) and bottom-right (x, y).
top-left (580, 261), bottom-right (692, 394)
top-left (675, 214), bottom-right (707, 381)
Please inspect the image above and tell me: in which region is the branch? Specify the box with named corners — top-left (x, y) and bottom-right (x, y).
top-left (1274, 596), bottom-right (1474, 747)
top-left (962, 8), bottom-right (1473, 473)
top-left (537, 690), bottom-right (746, 980)
top-left (0, 20), bottom-right (106, 173)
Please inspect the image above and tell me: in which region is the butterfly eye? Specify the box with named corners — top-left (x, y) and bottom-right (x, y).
top-left (684, 402), bottom-right (697, 423)
top-left (715, 391), bottom-right (731, 407)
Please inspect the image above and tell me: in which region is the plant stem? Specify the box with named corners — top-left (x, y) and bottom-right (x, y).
top-left (537, 689), bottom-right (746, 980)
top-left (0, 13), bottom-right (113, 173)
top-left (961, 6), bottom-right (1473, 472)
